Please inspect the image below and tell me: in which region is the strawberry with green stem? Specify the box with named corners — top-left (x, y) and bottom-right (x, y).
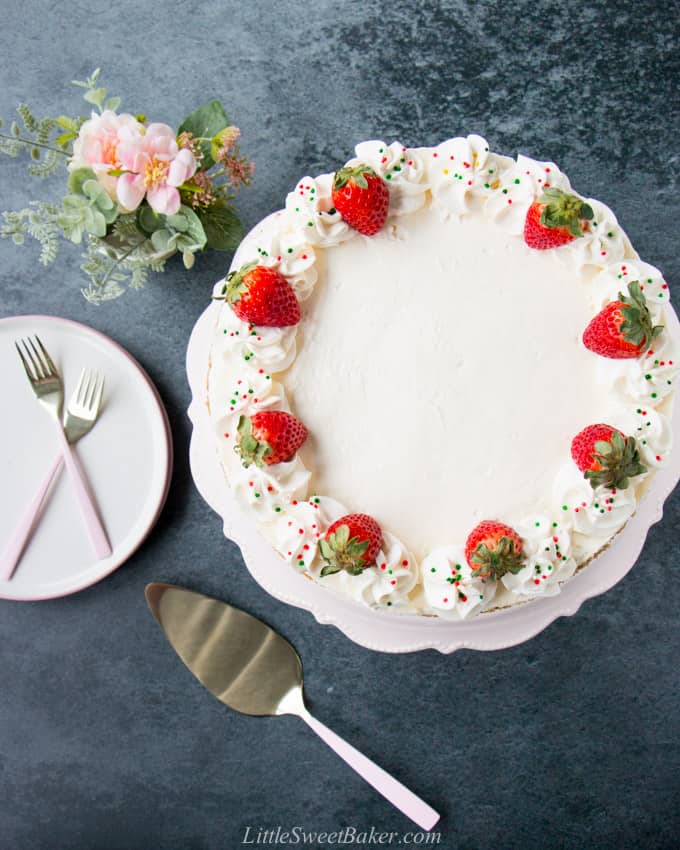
top-left (524, 187), bottom-right (594, 249)
top-left (215, 261), bottom-right (300, 327)
top-left (319, 513), bottom-right (382, 577)
top-left (464, 521), bottom-right (525, 580)
top-left (235, 411), bottom-right (307, 467)
top-left (583, 281), bottom-right (663, 359)
top-left (331, 163), bottom-right (389, 236)
top-left (571, 424), bottom-right (646, 489)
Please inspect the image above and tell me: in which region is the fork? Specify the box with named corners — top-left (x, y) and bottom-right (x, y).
top-left (0, 367), bottom-right (106, 581)
top-left (11, 336), bottom-right (112, 563)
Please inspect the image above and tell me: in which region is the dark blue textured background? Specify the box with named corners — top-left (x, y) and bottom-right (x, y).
top-left (1, 2), bottom-right (679, 848)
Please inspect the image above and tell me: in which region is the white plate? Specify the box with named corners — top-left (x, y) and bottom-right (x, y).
top-left (187, 302), bottom-right (680, 654)
top-left (0, 316), bottom-right (172, 601)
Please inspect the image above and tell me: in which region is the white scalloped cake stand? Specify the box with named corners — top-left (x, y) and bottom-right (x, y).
top-left (187, 299), bottom-right (680, 654)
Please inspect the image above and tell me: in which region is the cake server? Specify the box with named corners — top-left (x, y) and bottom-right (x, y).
top-left (145, 582), bottom-right (440, 831)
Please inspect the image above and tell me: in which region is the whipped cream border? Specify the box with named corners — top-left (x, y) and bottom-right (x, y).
top-left (208, 135), bottom-right (678, 617)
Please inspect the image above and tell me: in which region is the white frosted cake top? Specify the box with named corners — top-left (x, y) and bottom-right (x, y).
top-left (208, 135), bottom-right (677, 618)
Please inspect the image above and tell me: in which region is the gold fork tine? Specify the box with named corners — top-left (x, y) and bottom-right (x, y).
top-left (34, 335), bottom-right (58, 377)
top-left (84, 370), bottom-right (97, 409)
top-left (91, 373), bottom-right (105, 413)
top-left (21, 338), bottom-right (43, 380)
top-left (26, 337), bottom-right (47, 379)
top-left (75, 368), bottom-right (89, 405)
top-left (15, 341), bottom-right (36, 382)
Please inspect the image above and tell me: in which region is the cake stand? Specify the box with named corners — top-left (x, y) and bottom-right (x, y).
top-left (187, 300), bottom-right (680, 654)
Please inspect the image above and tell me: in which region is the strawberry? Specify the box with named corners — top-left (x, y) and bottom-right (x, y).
top-left (582, 281), bottom-right (663, 359)
top-left (524, 187), bottom-right (594, 249)
top-left (571, 423), bottom-right (646, 489)
top-left (217, 261), bottom-right (300, 327)
top-left (331, 163), bottom-right (389, 236)
top-left (236, 411), bottom-right (308, 467)
top-left (319, 513), bottom-right (382, 576)
top-left (464, 521), bottom-right (525, 580)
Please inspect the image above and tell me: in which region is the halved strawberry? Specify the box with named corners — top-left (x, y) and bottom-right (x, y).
top-left (583, 281), bottom-right (663, 359)
top-left (331, 163), bottom-right (389, 236)
top-left (216, 261), bottom-right (300, 327)
top-left (319, 513), bottom-right (382, 576)
top-left (571, 423), bottom-right (646, 489)
top-left (524, 187), bottom-right (593, 249)
top-left (464, 521), bottom-right (525, 580)
top-left (236, 411), bottom-right (308, 467)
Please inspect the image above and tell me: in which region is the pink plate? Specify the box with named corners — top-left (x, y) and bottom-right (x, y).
top-left (187, 302), bottom-right (680, 654)
top-left (0, 315), bottom-right (172, 601)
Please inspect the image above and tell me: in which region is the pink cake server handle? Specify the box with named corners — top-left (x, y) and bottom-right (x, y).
top-left (53, 425), bottom-right (112, 560)
top-left (0, 452), bottom-right (65, 582)
top-left (300, 707), bottom-right (440, 831)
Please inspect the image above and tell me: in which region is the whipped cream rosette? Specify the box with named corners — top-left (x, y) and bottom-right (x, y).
top-left (208, 135), bottom-right (678, 619)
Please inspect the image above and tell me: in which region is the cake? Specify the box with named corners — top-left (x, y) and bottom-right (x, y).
top-left (207, 135), bottom-right (678, 619)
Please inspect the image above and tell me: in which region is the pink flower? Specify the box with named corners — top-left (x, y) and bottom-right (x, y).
top-left (69, 110), bottom-right (144, 199)
top-left (116, 123), bottom-right (197, 215)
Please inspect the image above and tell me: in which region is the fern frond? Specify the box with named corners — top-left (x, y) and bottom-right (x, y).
top-left (35, 117), bottom-right (56, 147)
top-left (1, 202), bottom-right (61, 264)
top-left (17, 103), bottom-right (38, 133)
top-left (28, 149), bottom-right (61, 178)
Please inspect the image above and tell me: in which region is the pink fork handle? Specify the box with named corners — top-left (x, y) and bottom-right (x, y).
top-left (53, 426), bottom-right (112, 560)
top-left (301, 710), bottom-right (440, 831)
top-left (0, 453), bottom-right (64, 581)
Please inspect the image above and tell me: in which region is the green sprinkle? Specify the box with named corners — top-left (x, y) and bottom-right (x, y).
top-left (562, 505), bottom-right (568, 511)
top-left (430, 567), bottom-right (437, 573)
top-left (254, 492), bottom-right (260, 498)
top-left (287, 247), bottom-right (293, 253)
top-left (385, 173), bottom-right (392, 180)
top-left (514, 178), bottom-right (520, 184)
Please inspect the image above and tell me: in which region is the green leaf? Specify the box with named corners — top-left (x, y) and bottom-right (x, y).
top-left (170, 204), bottom-right (207, 249)
top-left (177, 99), bottom-right (229, 168)
top-left (55, 132), bottom-right (77, 149)
top-left (150, 229), bottom-right (172, 252)
top-left (104, 96), bottom-right (121, 112)
top-left (55, 115), bottom-right (79, 131)
top-left (68, 167), bottom-right (97, 195)
top-left (197, 202), bottom-right (243, 250)
top-left (84, 88), bottom-right (107, 109)
top-left (320, 564), bottom-right (341, 578)
top-left (137, 205), bottom-right (166, 234)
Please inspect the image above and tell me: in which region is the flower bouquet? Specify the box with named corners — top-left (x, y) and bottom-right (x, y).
top-left (0, 70), bottom-right (253, 303)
